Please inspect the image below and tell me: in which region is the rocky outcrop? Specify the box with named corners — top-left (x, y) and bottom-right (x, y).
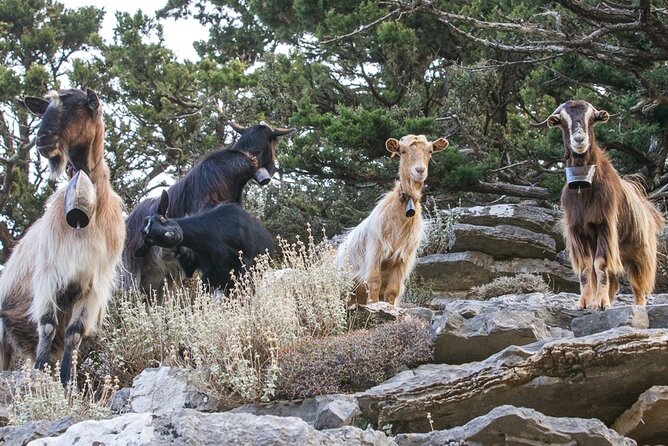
top-left (416, 252), bottom-right (578, 292)
top-left (448, 223), bottom-right (557, 260)
top-left (0, 417), bottom-right (72, 446)
top-left (571, 305), bottom-right (649, 337)
top-left (613, 386), bottom-right (668, 445)
top-left (129, 367), bottom-right (221, 414)
top-left (394, 405), bottom-right (635, 446)
top-left (358, 327), bottom-right (668, 433)
top-left (29, 410), bottom-right (395, 446)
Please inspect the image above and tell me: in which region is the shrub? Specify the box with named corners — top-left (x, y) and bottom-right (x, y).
top-left (5, 353), bottom-right (117, 425)
top-left (420, 199), bottom-right (460, 256)
top-left (274, 318), bottom-right (433, 400)
top-left (86, 229), bottom-right (353, 407)
top-left (469, 273), bottom-right (550, 299)
top-left (402, 275), bottom-right (435, 306)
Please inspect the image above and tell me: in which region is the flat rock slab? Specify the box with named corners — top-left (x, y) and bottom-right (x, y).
top-left (395, 405), bottom-right (635, 446)
top-left (415, 251), bottom-right (578, 292)
top-left (571, 306), bottom-right (649, 337)
top-left (358, 327), bottom-right (668, 433)
top-left (230, 394), bottom-right (361, 430)
top-left (0, 417), bottom-right (72, 446)
top-left (613, 385), bottom-right (668, 445)
top-left (448, 223), bottom-right (557, 260)
top-left (29, 410), bottom-right (395, 446)
top-left (130, 367), bottom-right (221, 414)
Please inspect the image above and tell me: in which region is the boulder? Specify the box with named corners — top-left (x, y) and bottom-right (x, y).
top-left (29, 410), bottom-right (395, 446)
top-left (394, 405), bottom-right (635, 446)
top-left (571, 306), bottom-right (649, 337)
top-left (415, 251), bottom-right (578, 293)
top-left (0, 417), bottom-right (72, 446)
top-left (348, 302), bottom-right (404, 328)
top-left (448, 223), bottom-right (557, 260)
top-left (613, 386), bottom-right (668, 445)
top-left (358, 327), bottom-right (668, 433)
top-left (230, 394), bottom-right (360, 430)
top-left (647, 304), bottom-right (668, 328)
top-left (130, 367), bottom-right (221, 414)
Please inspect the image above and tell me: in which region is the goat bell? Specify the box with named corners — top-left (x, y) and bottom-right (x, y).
top-left (565, 165), bottom-right (596, 190)
top-left (64, 171), bottom-right (96, 229)
top-left (253, 167), bottom-right (272, 186)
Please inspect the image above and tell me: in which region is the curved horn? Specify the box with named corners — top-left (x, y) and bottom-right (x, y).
top-left (273, 127), bottom-right (294, 137)
top-left (530, 103), bottom-right (565, 128)
top-left (230, 122), bottom-right (247, 134)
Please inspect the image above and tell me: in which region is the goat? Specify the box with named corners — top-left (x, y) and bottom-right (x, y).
top-left (535, 99), bottom-right (665, 309)
top-left (134, 190), bottom-right (274, 291)
top-left (123, 122), bottom-right (292, 299)
top-left (337, 134), bottom-right (448, 305)
top-left (0, 89), bottom-right (125, 383)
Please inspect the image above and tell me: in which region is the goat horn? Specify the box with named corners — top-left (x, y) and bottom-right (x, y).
top-left (273, 127), bottom-right (294, 136)
top-left (230, 122), bottom-right (247, 134)
top-left (530, 102), bottom-right (566, 128)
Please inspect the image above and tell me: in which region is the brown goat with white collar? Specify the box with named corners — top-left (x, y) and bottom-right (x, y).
top-left (536, 100), bottom-right (664, 310)
top-left (337, 134), bottom-right (448, 305)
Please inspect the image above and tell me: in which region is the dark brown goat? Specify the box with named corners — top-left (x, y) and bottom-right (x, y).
top-left (536, 100), bottom-right (665, 309)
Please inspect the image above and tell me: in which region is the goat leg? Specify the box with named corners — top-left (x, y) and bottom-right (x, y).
top-left (593, 256), bottom-right (612, 310)
top-left (383, 263), bottom-right (407, 305)
top-left (60, 310), bottom-right (86, 386)
top-left (34, 308), bottom-right (57, 371)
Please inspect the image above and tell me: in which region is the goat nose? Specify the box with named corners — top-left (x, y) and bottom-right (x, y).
top-left (416, 167), bottom-right (425, 174)
top-left (573, 134), bottom-right (585, 143)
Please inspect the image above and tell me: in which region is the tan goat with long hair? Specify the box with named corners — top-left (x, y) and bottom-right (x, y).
top-left (0, 89), bottom-right (125, 383)
top-left (536, 99), bottom-right (664, 310)
top-left (337, 134), bottom-right (448, 305)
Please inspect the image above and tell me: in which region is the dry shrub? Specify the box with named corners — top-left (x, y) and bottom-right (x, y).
top-left (88, 230), bottom-right (352, 406)
top-left (469, 273), bottom-right (549, 299)
top-left (274, 318), bottom-right (433, 400)
top-left (5, 353), bottom-right (117, 425)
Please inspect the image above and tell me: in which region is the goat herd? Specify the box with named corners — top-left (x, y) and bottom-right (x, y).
top-left (0, 89), bottom-right (664, 385)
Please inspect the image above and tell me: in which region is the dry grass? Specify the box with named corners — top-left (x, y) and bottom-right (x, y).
top-left (5, 352), bottom-right (117, 426)
top-left (274, 318), bottom-right (433, 400)
top-left (84, 229), bottom-right (353, 406)
top-left (469, 273), bottom-right (550, 299)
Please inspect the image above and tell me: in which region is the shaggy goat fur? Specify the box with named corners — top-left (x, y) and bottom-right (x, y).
top-left (537, 99), bottom-right (665, 309)
top-left (0, 89), bottom-right (125, 383)
top-left (337, 134), bottom-right (448, 305)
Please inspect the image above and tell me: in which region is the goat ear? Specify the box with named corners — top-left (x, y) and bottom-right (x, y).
top-left (86, 89), bottom-right (100, 116)
top-left (386, 138), bottom-right (401, 157)
top-left (593, 110), bottom-right (610, 125)
top-left (158, 190), bottom-right (169, 217)
top-left (134, 242), bottom-right (152, 258)
top-left (273, 127), bottom-right (294, 137)
top-left (432, 137), bottom-right (449, 152)
top-left (22, 96), bottom-right (49, 116)
top-left (230, 122), bottom-right (247, 134)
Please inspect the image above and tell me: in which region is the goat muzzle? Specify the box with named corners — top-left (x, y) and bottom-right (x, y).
top-left (253, 167), bottom-right (272, 186)
top-left (565, 165), bottom-right (596, 190)
top-left (64, 171), bottom-right (96, 229)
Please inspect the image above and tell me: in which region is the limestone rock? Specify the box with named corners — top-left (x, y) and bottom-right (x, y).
top-left (613, 385), bottom-right (668, 445)
top-left (29, 410), bottom-right (396, 446)
top-left (358, 327), bottom-right (668, 433)
top-left (647, 304), bottom-right (668, 328)
top-left (130, 367), bottom-right (221, 414)
top-left (571, 306), bottom-right (649, 337)
top-left (348, 301), bottom-right (404, 328)
top-left (230, 394), bottom-right (360, 430)
top-left (0, 417), bottom-right (72, 446)
top-left (415, 251), bottom-right (578, 293)
top-left (395, 405), bottom-right (635, 446)
top-left (448, 223), bottom-right (557, 260)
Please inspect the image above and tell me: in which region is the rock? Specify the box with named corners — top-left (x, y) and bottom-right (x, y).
top-left (130, 367), bottom-right (221, 414)
top-left (415, 251), bottom-right (578, 293)
top-left (431, 307), bottom-right (552, 364)
top-left (403, 307), bottom-right (434, 324)
top-left (613, 385), bottom-right (668, 445)
top-left (358, 327), bottom-right (668, 433)
top-left (394, 405), bottom-right (635, 446)
top-left (348, 302), bottom-right (404, 328)
top-left (448, 223), bottom-right (557, 260)
top-left (108, 387), bottom-right (132, 414)
top-left (443, 204), bottom-right (563, 248)
top-left (30, 410), bottom-right (395, 446)
top-left (647, 304), bottom-right (668, 328)
top-left (571, 306), bottom-right (649, 337)
top-left (230, 394), bottom-right (360, 430)
top-left (0, 417), bottom-right (72, 446)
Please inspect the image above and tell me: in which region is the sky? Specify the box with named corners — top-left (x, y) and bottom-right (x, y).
top-left (62, 0), bottom-right (209, 61)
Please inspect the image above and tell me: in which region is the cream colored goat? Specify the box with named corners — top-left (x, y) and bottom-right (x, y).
top-left (337, 134), bottom-right (448, 305)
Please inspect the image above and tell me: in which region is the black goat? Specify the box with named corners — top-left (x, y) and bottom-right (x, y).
top-left (134, 191), bottom-right (274, 291)
top-left (123, 122), bottom-right (291, 298)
